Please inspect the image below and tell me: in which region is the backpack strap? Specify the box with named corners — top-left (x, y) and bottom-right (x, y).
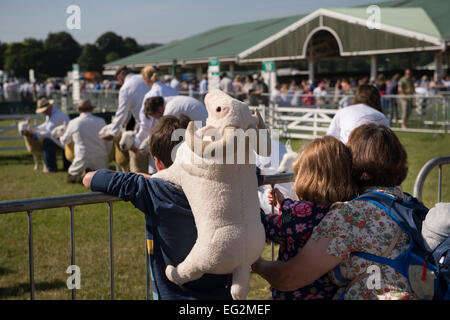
top-left (346, 228), bottom-right (403, 289)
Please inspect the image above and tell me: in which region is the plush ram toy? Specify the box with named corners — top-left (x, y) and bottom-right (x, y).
top-left (152, 89), bottom-right (271, 300)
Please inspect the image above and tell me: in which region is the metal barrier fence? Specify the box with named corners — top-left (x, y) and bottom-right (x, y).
top-left (47, 90), bottom-right (120, 114)
top-left (1, 90), bottom-right (448, 154)
top-left (0, 173), bottom-right (294, 300)
top-left (413, 156), bottom-right (450, 203)
top-left (47, 90), bottom-right (450, 137)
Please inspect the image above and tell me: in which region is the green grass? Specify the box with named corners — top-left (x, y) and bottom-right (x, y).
top-left (0, 120), bottom-right (449, 300)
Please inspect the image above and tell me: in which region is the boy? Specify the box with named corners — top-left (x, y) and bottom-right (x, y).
top-left (82, 114), bottom-right (232, 300)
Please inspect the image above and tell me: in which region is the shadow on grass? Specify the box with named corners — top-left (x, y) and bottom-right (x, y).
top-left (0, 154), bottom-right (34, 166)
top-left (0, 280), bottom-right (67, 299)
top-left (0, 266), bottom-right (14, 276)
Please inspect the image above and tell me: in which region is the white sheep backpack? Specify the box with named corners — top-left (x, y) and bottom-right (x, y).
top-left (152, 89), bottom-right (271, 299)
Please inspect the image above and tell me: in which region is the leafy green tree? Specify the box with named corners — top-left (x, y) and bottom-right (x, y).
top-left (123, 37), bottom-right (142, 56)
top-left (95, 32), bottom-right (126, 58)
top-left (105, 51), bottom-right (120, 63)
top-left (3, 42), bottom-right (25, 77)
top-left (78, 44), bottom-right (104, 72)
top-left (0, 41), bottom-right (7, 70)
top-left (3, 39), bottom-right (48, 80)
top-left (44, 32), bottom-right (81, 77)
top-left (141, 43), bottom-right (163, 51)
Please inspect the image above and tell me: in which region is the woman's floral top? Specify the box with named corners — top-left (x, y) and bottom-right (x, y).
top-left (261, 198), bottom-right (338, 300)
top-left (310, 186), bottom-right (418, 300)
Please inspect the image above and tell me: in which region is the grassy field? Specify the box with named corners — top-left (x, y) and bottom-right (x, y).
top-left (0, 119), bottom-right (449, 300)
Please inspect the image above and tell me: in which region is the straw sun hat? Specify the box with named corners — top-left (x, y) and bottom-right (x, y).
top-left (35, 97), bottom-right (54, 113)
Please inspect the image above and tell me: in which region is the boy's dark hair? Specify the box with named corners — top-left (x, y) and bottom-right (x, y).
top-left (149, 114), bottom-right (191, 168)
top-left (353, 84), bottom-right (382, 112)
top-left (144, 96), bottom-right (165, 119)
top-left (348, 124), bottom-right (408, 190)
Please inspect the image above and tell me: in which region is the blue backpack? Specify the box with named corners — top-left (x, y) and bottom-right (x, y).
top-left (343, 191), bottom-right (450, 300)
top-left (334, 191), bottom-right (450, 300)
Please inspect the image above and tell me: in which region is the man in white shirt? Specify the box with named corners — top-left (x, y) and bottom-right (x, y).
top-left (219, 73), bottom-right (234, 96)
top-left (60, 100), bottom-right (112, 182)
top-left (132, 95), bottom-right (208, 173)
top-left (101, 66), bottom-right (149, 140)
top-left (200, 75), bottom-right (208, 98)
top-left (24, 97), bottom-right (71, 172)
top-left (327, 84), bottom-right (389, 144)
top-left (170, 75), bottom-right (182, 92)
top-left (45, 81), bottom-right (54, 98)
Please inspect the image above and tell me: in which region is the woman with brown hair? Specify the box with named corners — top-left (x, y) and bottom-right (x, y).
top-left (259, 135), bottom-right (358, 300)
top-left (327, 84), bottom-right (389, 144)
top-left (253, 124), bottom-right (419, 300)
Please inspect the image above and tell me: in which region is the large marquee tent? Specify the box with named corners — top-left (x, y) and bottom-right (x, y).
top-left (105, 0), bottom-right (450, 81)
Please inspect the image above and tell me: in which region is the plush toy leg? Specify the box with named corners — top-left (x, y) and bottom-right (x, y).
top-left (231, 265), bottom-right (250, 300)
top-left (165, 240), bottom-right (208, 284)
top-left (165, 264), bottom-right (204, 285)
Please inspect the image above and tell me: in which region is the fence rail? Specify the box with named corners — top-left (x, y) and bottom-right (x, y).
top-left (413, 156), bottom-right (450, 203)
top-left (0, 173), bottom-right (294, 300)
top-left (1, 90), bottom-right (449, 142)
top-left (0, 114), bottom-right (43, 152)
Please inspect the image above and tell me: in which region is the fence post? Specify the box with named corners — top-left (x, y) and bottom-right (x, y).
top-left (27, 210), bottom-right (35, 300)
top-left (69, 206), bottom-right (76, 300)
top-left (270, 183), bottom-right (275, 262)
top-left (108, 201), bottom-right (115, 300)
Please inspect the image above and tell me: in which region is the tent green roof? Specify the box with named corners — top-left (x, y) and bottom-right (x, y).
top-left (105, 14), bottom-right (307, 67)
top-left (105, 0), bottom-right (450, 69)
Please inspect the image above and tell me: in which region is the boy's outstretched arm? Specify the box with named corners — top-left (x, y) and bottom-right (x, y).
top-left (82, 169), bottom-right (154, 214)
top-left (83, 170), bottom-right (150, 189)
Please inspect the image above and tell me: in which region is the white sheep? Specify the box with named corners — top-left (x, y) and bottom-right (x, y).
top-left (50, 122), bottom-right (67, 138)
top-left (51, 122), bottom-right (75, 162)
top-left (17, 119), bottom-right (46, 171)
top-left (276, 139), bottom-right (298, 174)
top-left (98, 123), bottom-right (129, 172)
top-left (118, 130), bottom-right (149, 173)
top-left (118, 130), bottom-right (135, 151)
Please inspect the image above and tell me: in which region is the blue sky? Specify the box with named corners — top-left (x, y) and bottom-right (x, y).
top-left (0, 0), bottom-right (382, 44)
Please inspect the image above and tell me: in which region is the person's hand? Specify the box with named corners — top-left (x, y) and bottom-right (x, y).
top-left (268, 188), bottom-right (284, 209)
top-left (82, 171), bottom-right (97, 188)
top-left (250, 257), bottom-right (264, 274)
top-left (101, 134), bottom-right (114, 141)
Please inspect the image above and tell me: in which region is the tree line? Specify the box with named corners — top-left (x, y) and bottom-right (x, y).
top-left (0, 31), bottom-right (161, 81)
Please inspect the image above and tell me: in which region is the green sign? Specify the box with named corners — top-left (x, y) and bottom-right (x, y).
top-left (72, 64), bottom-right (79, 71)
top-left (209, 57), bottom-right (219, 67)
top-left (262, 60), bottom-right (275, 72)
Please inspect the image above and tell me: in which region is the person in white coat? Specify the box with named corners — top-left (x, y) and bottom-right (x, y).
top-left (129, 66), bottom-right (178, 173)
top-left (101, 66), bottom-right (149, 140)
top-left (132, 95), bottom-right (208, 173)
top-left (23, 97), bottom-right (71, 172)
top-left (60, 100), bottom-right (112, 182)
top-left (327, 84), bottom-right (390, 144)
